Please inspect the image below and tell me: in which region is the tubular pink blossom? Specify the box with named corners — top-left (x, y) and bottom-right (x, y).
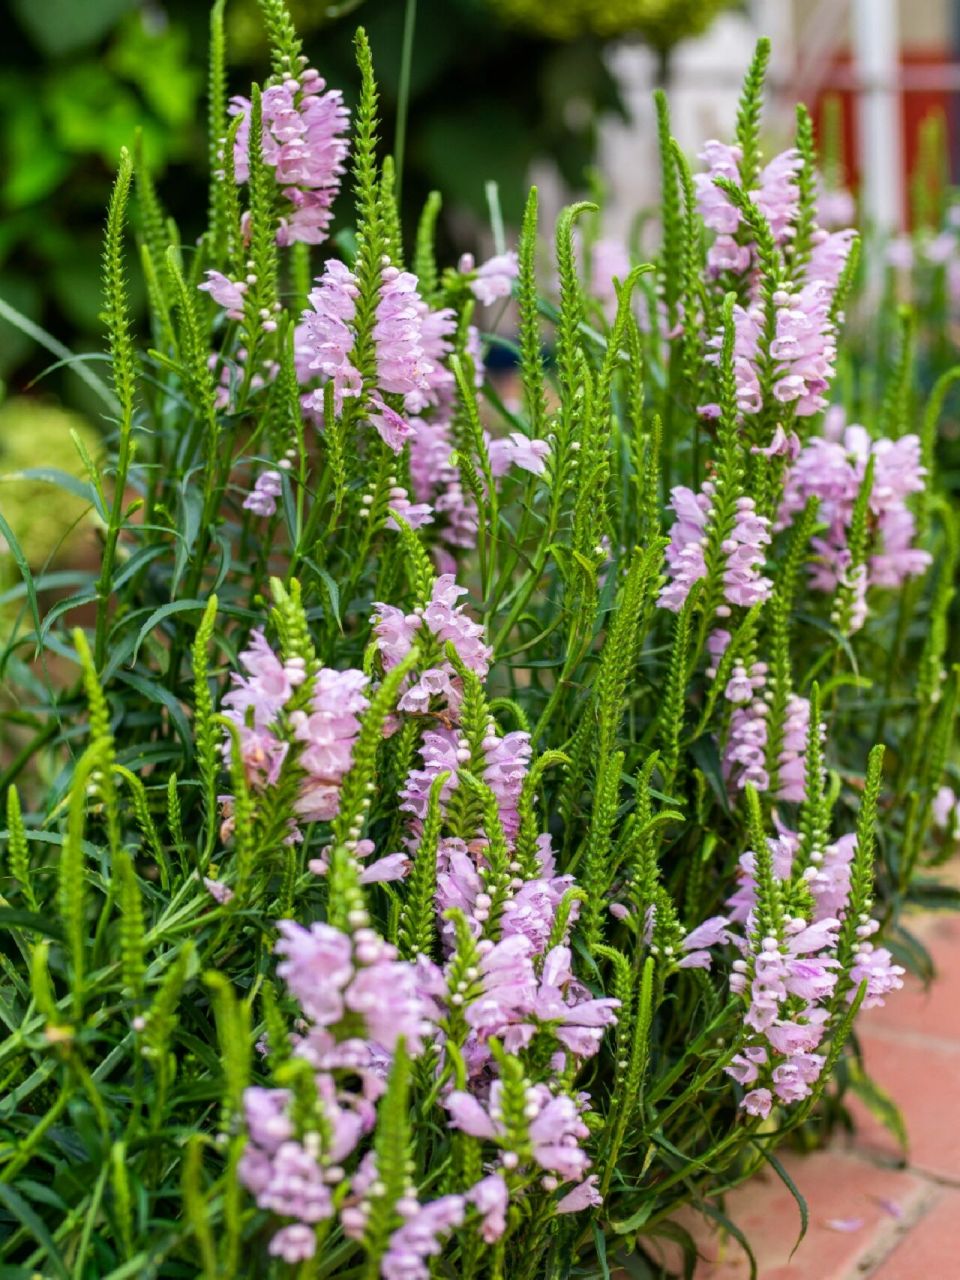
top-left (199, 270), bottom-right (247, 318)
top-left (459, 250), bottom-right (519, 306)
top-left (229, 70), bottom-right (349, 245)
top-left (243, 470), bottom-right (283, 517)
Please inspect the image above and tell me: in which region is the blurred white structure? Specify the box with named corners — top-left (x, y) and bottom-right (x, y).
top-left (592, 0), bottom-right (957, 242)
top-left (852, 0), bottom-right (902, 234)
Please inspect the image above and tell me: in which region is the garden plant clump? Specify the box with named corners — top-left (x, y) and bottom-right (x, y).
top-left (1, 4), bottom-right (958, 1276)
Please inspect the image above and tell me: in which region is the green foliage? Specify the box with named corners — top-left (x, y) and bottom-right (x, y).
top-left (0, 13), bottom-right (949, 1280)
top-left (735, 37), bottom-right (771, 190)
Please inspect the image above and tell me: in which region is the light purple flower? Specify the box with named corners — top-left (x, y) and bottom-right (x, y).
top-left (741, 1087), bottom-right (773, 1118)
top-left (778, 417), bottom-right (931, 619)
top-left (375, 265), bottom-right (432, 405)
top-left (659, 485), bottom-right (710, 611)
top-left (445, 1090), bottom-right (498, 1139)
top-left (386, 487), bottom-right (434, 531)
top-left (243, 469), bottom-right (283, 517)
top-left (848, 942), bottom-right (904, 1008)
top-left (590, 238), bottom-right (631, 318)
top-left (467, 1174), bottom-right (509, 1241)
top-left (555, 1175), bottom-right (603, 1214)
top-left (459, 251), bottom-right (518, 306)
top-left (300, 259), bottom-right (363, 414)
top-left (374, 575), bottom-right (491, 723)
top-left (369, 394), bottom-right (415, 453)
top-left (488, 432), bottom-right (551, 478)
top-left (268, 1223), bottom-right (317, 1263)
top-left (203, 876), bottom-right (235, 905)
top-left (382, 1196), bottom-right (466, 1280)
top-left (229, 69), bottom-right (350, 245)
top-left (934, 786), bottom-right (960, 834)
top-left (199, 270), bottom-right (247, 319)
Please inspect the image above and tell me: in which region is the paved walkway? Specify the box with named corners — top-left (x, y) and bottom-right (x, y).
top-left (653, 908), bottom-right (960, 1278)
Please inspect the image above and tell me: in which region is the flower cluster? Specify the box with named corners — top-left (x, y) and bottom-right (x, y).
top-left (659, 483), bottom-right (772, 613)
top-left (697, 136), bottom-right (855, 422)
top-left (778, 414), bottom-right (931, 626)
top-left (235, 581), bottom-right (617, 1270)
top-left (297, 257), bottom-right (438, 449)
top-left (27, 22), bottom-right (944, 1280)
top-left (723, 681), bottom-right (812, 804)
top-left (221, 632), bottom-right (367, 833)
top-left (244, 469), bottom-right (283, 517)
top-left (684, 825), bottom-right (903, 1118)
top-left (695, 141), bottom-right (800, 277)
top-left (230, 67), bottom-right (350, 245)
top-left (238, 921), bottom-right (442, 1264)
top-left (372, 574), bottom-right (492, 715)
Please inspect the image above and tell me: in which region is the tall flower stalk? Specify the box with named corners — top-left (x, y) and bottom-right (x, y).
top-left (0, 9), bottom-right (952, 1280)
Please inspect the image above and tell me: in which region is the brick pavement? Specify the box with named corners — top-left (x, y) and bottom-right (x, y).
top-left (651, 910), bottom-right (960, 1278)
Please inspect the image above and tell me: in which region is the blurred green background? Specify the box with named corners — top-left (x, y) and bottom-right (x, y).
top-left (0, 0), bottom-right (735, 411)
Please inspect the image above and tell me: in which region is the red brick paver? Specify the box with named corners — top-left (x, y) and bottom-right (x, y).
top-left (691, 1152), bottom-right (930, 1280)
top-left (868, 1190), bottom-right (960, 1279)
top-left (676, 912), bottom-right (960, 1278)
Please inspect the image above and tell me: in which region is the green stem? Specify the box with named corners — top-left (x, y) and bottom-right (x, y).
top-left (394, 0), bottom-right (418, 207)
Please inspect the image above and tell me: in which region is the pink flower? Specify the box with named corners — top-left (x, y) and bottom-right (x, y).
top-left (275, 921), bottom-right (354, 1025)
top-left (382, 1196), bottom-right (466, 1280)
top-left (488, 432), bottom-right (551, 477)
top-left (722, 497), bottom-right (772, 607)
top-left (555, 1175), bottom-right (603, 1214)
top-left (222, 631), bottom-right (306, 731)
top-left (678, 915), bottom-right (731, 971)
top-left (288, 667), bottom-right (368, 822)
top-left (386, 487), bottom-right (434, 531)
top-left (659, 485), bottom-right (710, 611)
top-left (848, 943), bottom-right (904, 1008)
top-left (467, 1175), bottom-right (509, 1241)
top-left (268, 1223), bottom-right (317, 1263)
top-left (695, 140), bottom-right (743, 243)
top-left (374, 575), bottom-right (492, 722)
top-left (369, 393), bottom-right (415, 453)
top-left (199, 270), bottom-right (247, 319)
top-left (460, 251), bottom-right (518, 306)
top-left (590, 238), bottom-right (631, 317)
top-left (756, 148), bottom-right (801, 244)
top-left (445, 1090), bottom-right (497, 1139)
top-left (934, 786), bottom-right (960, 833)
top-left (203, 877), bottom-right (234, 905)
top-left (528, 1094), bottom-right (592, 1180)
top-left (886, 236), bottom-right (913, 270)
top-left (817, 185), bottom-right (856, 229)
top-left (375, 266), bottom-right (432, 404)
top-left (742, 1087), bottom-right (773, 1118)
top-left (358, 852), bottom-right (410, 884)
top-left (243, 469), bottom-right (283, 517)
top-left (300, 259), bottom-right (363, 415)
